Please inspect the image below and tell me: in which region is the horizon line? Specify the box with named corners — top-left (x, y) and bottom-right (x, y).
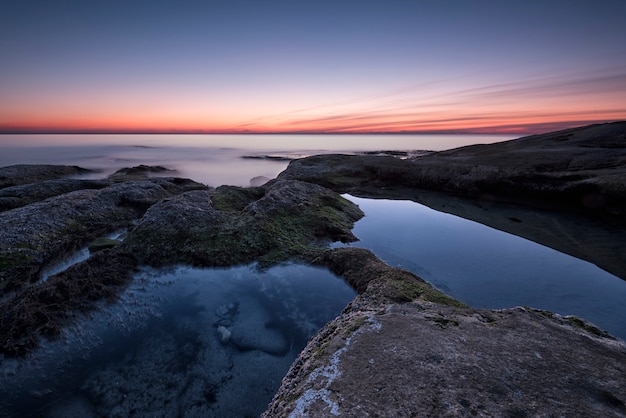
top-left (0, 119), bottom-right (623, 136)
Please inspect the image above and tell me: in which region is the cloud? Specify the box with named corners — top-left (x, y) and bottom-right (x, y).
top-left (235, 65), bottom-right (626, 134)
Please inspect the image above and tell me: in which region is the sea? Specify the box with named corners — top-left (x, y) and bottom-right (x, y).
top-left (1, 133), bottom-right (625, 416)
top-left (0, 133), bottom-right (511, 187)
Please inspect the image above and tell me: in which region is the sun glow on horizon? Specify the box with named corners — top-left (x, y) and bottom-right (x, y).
top-left (1, 1), bottom-right (625, 137)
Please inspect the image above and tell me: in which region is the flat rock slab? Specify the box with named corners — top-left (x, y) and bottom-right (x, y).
top-left (266, 303), bottom-right (626, 417)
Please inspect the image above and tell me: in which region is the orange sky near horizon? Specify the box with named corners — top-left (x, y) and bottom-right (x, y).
top-left (1, 1), bottom-right (625, 136)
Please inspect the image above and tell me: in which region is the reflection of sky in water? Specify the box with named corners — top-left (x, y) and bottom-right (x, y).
top-left (0, 264), bottom-right (355, 418)
top-left (337, 196), bottom-right (626, 340)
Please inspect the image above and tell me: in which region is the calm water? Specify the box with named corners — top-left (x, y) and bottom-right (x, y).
top-left (0, 264), bottom-right (356, 417)
top-left (335, 196), bottom-right (626, 340)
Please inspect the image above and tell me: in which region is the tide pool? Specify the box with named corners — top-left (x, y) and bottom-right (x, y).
top-left (336, 195), bottom-right (626, 340)
top-left (0, 263), bottom-right (355, 417)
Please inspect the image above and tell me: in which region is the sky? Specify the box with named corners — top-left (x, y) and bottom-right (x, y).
top-left (1, 0), bottom-right (625, 135)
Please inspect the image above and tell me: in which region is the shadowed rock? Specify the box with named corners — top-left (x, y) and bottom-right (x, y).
top-left (0, 164), bottom-right (93, 189)
top-left (279, 122), bottom-right (626, 220)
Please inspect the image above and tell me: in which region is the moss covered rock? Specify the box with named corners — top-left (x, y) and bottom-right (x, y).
top-left (123, 179), bottom-right (364, 267)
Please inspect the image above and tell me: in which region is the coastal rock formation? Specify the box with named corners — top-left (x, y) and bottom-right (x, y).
top-left (0, 164), bottom-right (91, 189)
top-left (279, 122), bottom-right (626, 221)
top-left (123, 179), bottom-right (363, 267)
top-left (278, 122), bottom-right (626, 281)
top-left (264, 248), bottom-right (626, 417)
top-left (0, 178), bottom-right (109, 212)
top-left (0, 175), bottom-right (206, 293)
top-left (0, 168), bottom-right (362, 356)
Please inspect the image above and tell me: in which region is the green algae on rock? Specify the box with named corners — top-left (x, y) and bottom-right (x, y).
top-left (0, 249), bottom-right (138, 356)
top-left (314, 247), bottom-right (465, 307)
top-left (122, 179), bottom-right (364, 268)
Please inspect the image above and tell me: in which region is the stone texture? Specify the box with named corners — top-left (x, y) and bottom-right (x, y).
top-left (0, 164), bottom-right (92, 188)
top-left (0, 176), bottom-right (206, 293)
top-left (264, 248), bottom-right (626, 417)
top-left (265, 302), bottom-right (626, 417)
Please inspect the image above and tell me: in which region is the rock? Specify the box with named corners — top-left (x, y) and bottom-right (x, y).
top-left (0, 249), bottom-right (138, 356)
top-left (250, 175), bottom-right (270, 187)
top-left (0, 178), bottom-right (109, 212)
top-left (278, 122), bottom-right (626, 282)
top-left (0, 176), bottom-right (206, 294)
top-left (0, 164), bottom-right (93, 189)
top-left (87, 237), bottom-right (121, 252)
top-left (279, 121), bottom-right (626, 222)
top-left (107, 164), bottom-right (176, 181)
top-left (123, 179), bottom-right (363, 267)
top-left (229, 295), bottom-right (289, 355)
top-left (216, 325), bottom-right (231, 344)
top-left (263, 247), bottom-right (626, 417)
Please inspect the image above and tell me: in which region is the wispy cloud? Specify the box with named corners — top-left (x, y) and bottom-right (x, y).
top-left (236, 66), bottom-right (626, 134)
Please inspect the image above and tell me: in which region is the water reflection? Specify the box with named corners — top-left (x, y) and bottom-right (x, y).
top-left (337, 195), bottom-right (626, 340)
top-left (0, 263), bottom-right (355, 417)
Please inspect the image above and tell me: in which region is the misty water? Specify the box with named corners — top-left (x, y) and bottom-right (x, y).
top-left (0, 133), bottom-right (510, 187)
top-left (1, 133), bottom-right (625, 416)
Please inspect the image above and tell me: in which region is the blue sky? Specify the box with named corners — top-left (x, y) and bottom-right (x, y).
top-left (1, 0), bottom-right (625, 133)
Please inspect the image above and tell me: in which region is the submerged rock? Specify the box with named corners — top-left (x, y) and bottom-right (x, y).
top-left (229, 295), bottom-right (289, 355)
top-left (216, 325), bottom-right (231, 344)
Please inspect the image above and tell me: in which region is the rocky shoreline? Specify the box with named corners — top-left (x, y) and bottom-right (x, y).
top-left (1, 122), bottom-right (625, 416)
